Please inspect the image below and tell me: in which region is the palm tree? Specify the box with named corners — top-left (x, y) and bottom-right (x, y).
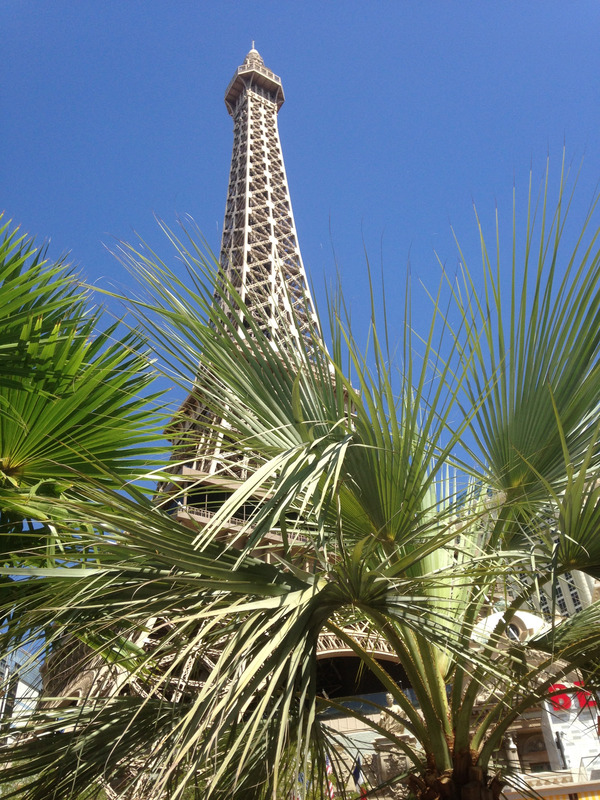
top-left (0, 215), bottom-right (161, 763)
top-left (3, 163), bottom-right (600, 800)
top-left (0, 214), bottom-right (161, 552)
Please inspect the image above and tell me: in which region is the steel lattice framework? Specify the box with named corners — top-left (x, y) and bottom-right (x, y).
top-left (172, 47), bottom-right (320, 484)
top-left (218, 46), bottom-right (319, 342)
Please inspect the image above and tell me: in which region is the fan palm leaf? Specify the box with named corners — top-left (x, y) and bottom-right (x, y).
top-left (0, 217), bottom-right (162, 563)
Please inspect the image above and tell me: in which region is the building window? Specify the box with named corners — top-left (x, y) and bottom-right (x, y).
top-left (555, 583), bottom-right (568, 616)
top-left (564, 571), bottom-right (583, 612)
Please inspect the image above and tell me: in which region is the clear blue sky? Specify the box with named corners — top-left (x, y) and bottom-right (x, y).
top-left (3, 2), bottom-right (600, 364)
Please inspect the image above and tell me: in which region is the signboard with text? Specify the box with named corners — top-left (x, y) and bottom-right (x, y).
top-left (541, 683), bottom-right (599, 775)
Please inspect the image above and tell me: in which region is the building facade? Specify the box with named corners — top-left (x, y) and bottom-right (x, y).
top-left (0, 646), bottom-right (39, 745)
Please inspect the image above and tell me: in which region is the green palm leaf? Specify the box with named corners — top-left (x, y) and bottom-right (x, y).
top-left (0, 217), bottom-right (163, 563)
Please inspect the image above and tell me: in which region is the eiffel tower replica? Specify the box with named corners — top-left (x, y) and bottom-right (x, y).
top-left (167, 45), bottom-right (320, 527)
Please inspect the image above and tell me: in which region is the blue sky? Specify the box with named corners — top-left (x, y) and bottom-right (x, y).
top-left (3, 2), bottom-right (600, 383)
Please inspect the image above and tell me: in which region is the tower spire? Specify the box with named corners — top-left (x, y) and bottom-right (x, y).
top-left (219, 49), bottom-right (318, 345)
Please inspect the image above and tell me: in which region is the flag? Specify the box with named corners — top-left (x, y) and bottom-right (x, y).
top-left (325, 754), bottom-right (335, 799)
top-left (352, 756), bottom-right (367, 798)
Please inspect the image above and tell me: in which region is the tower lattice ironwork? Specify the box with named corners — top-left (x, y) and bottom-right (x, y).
top-left (172, 46), bottom-right (319, 497)
top-left (218, 46), bottom-right (318, 343)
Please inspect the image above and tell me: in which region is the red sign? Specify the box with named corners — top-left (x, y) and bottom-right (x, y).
top-left (548, 682), bottom-right (597, 711)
